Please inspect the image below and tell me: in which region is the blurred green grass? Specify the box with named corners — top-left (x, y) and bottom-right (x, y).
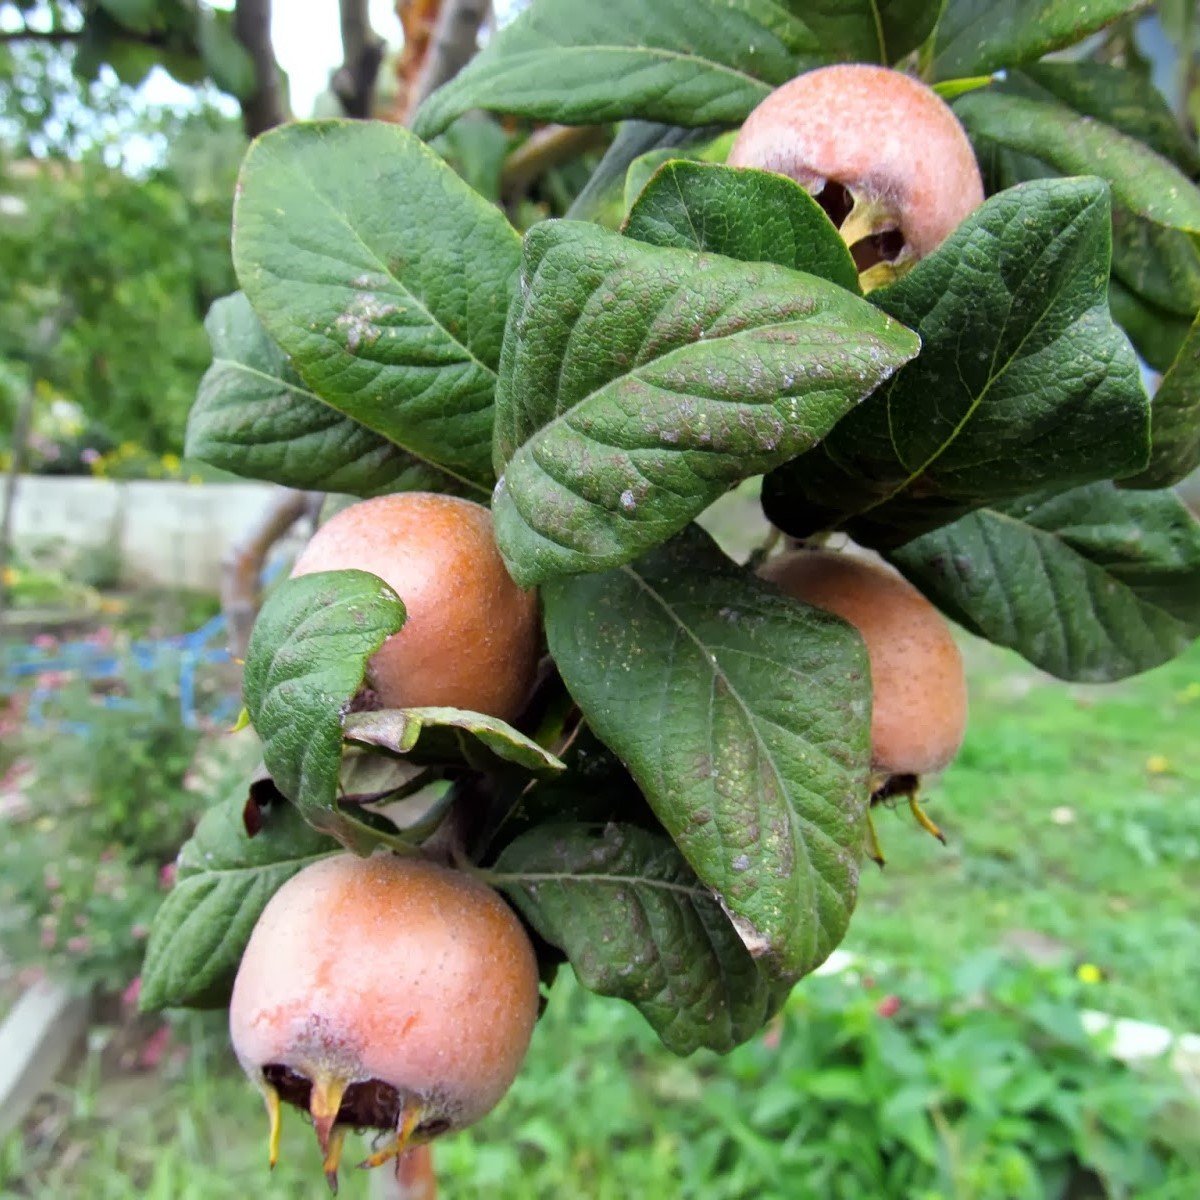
top-left (2, 636), bottom-right (1198, 1199)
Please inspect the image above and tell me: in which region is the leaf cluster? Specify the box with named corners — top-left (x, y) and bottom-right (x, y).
top-left (146, 0), bottom-right (1200, 1061)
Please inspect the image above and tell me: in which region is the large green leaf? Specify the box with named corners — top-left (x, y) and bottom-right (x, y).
top-left (1123, 313), bottom-right (1200, 490)
top-left (622, 161), bottom-right (859, 291)
top-left (187, 294), bottom-right (484, 499)
top-left (412, 0), bottom-right (819, 139)
top-left (140, 789), bottom-right (337, 1011)
top-left (763, 178), bottom-right (1149, 548)
top-left (1017, 63), bottom-right (1200, 178)
top-left (931, 0), bottom-right (1143, 78)
top-left (1109, 208), bottom-right (1200, 319)
top-left (784, 0), bottom-right (942, 63)
top-left (890, 483), bottom-right (1200, 681)
top-left (232, 121), bottom-right (521, 488)
top-left (1108, 278), bottom-right (1192, 375)
top-left (492, 220), bottom-right (918, 586)
top-left (954, 91), bottom-right (1200, 234)
top-left (243, 571), bottom-right (407, 852)
top-left (543, 526), bottom-right (871, 981)
top-left (493, 822), bottom-right (788, 1054)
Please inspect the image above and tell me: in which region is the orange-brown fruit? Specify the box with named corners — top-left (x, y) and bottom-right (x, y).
top-left (291, 493), bottom-right (540, 721)
top-left (728, 64), bottom-right (984, 287)
top-left (229, 852), bottom-right (540, 1189)
top-left (760, 549), bottom-right (967, 777)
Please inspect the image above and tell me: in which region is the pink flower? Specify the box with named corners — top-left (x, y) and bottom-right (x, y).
top-left (159, 862), bottom-right (177, 889)
top-left (122, 976), bottom-right (142, 1010)
top-left (876, 995), bottom-right (901, 1019)
top-left (32, 634), bottom-right (58, 651)
top-left (80, 447), bottom-right (100, 465)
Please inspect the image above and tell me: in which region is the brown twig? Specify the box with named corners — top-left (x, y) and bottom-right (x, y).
top-left (406, 0), bottom-right (490, 122)
top-left (219, 490), bottom-right (316, 658)
top-left (500, 123), bottom-right (609, 204)
top-left (334, 0), bottom-right (387, 118)
top-left (234, 0), bottom-right (290, 136)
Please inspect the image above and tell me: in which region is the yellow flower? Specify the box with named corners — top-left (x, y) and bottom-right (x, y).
top-left (1076, 962), bottom-right (1102, 985)
top-left (2, 566), bottom-right (19, 586)
top-left (118, 440), bottom-right (138, 457)
top-left (1145, 754), bottom-right (1170, 775)
top-left (160, 452), bottom-right (181, 472)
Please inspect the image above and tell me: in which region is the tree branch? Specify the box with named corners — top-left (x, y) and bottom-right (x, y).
top-left (407, 0), bottom-right (490, 121)
top-left (333, 0), bottom-right (387, 119)
top-left (501, 124), bottom-right (610, 204)
top-left (0, 28), bottom-right (83, 44)
top-left (219, 490), bottom-right (317, 658)
top-left (234, 0), bottom-right (289, 136)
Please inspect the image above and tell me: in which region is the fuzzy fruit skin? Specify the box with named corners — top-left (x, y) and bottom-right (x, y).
top-left (229, 853), bottom-right (540, 1132)
top-left (291, 493), bottom-right (539, 721)
top-left (728, 64), bottom-right (984, 260)
top-left (760, 550), bottom-right (967, 776)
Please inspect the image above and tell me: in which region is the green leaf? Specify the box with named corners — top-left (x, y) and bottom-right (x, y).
top-left (954, 91), bottom-right (1200, 234)
top-left (1108, 277), bottom-right (1192, 375)
top-left (1123, 313), bottom-right (1200, 490)
top-left (623, 161), bottom-right (859, 291)
top-left (569, 121), bottom-right (723, 226)
top-left (620, 133), bottom-right (736, 215)
top-left (187, 294), bottom-right (484, 499)
top-left (931, 0), bottom-right (1142, 78)
top-left (1110, 207), bottom-right (1200, 319)
top-left (140, 789), bottom-right (337, 1011)
top-left (492, 220), bottom-right (919, 586)
top-left (430, 113), bottom-right (512, 202)
top-left (493, 822), bottom-right (788, 1054)
top-left (1017, 63), bottom-right (1200, 178)
top-left (783, 0), bottom-right (942, 63)
top-left (343, 708), bottom-right (566, 776)
top-left (412, 0), bottom-right (820, 139)
top-left (543, 525), bottom-right (871, 981)
top-left (890, 483), bottom-right (1200, 681)
top-left (232, 120), bottom-right (521, 488)
top-left (243, 571), bottom-right (407, 851)
top-left (762, 178), bottom-right (1150, 548)
top-left (195, 8), bottom-right (257, 100)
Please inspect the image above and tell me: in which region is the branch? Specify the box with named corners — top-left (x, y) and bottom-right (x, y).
top-left (333, 0), bottom-right (387, 119)
top-left (407, 0), bottom-right (490, 121)
top-left (219, 490), bottom-right (317, 658)
top-left (0, 28), bottom-right (82, 44)
top-left (501, 124), bottom-right (610, 203)
top-left (234, 0), bottom-right (289, 136)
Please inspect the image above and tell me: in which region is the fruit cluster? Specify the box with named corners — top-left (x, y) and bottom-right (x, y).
top-left (148, 34), bottom-right (1200, 1193)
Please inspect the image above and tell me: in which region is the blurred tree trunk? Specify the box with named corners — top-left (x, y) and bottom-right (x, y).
top-left (335, 0), bottom-right (387, 117)
top-left (234, 0), bottom-right (290, 135)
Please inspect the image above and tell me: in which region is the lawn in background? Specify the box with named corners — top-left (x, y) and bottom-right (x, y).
top-left (2, 636), bottom-right (1198, 1198)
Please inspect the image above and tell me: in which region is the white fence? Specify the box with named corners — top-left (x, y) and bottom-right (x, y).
top-left (9, 475), bottom-right (283, 591)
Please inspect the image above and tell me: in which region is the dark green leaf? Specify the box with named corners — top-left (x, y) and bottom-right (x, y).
top-left (187, 294), bottom-right (484, 499)
top-left (233, 121), bottom-right (521, 488)
top-left (412, 0), bottom-right (819, 139)
top-left (243, 571), bottom-right (407, 851)
top-left (569, 121), bottom-right (724, 226)
top-left (1123, 313), bottom-right (1200, 490)
top-left (623, 161), bottom-right (859, 291)
top-left (343, 707), bottom-right (566, 775)
top-left (763, 178), bottom-right (1149, 547)
top-left (890, 483), bottom-right (1200, 681)
top-left (494, 822), bottom-right (788, 1054)
top-left (543, 526), bottom-right (871, 981)
top-left (784, 0), bottom-right (942, 63)
top-left (1110, 207), bottom-right (1200, 318)
top-left (1017, 62), bottom-right (1200, 178)
top-left (1108, 277), bottom-right (1192, 374)
top-left (932, 0), bottom-right (1142, 78)
top-left (140, 789), bottom-right (337, 1011)
top-left (954, 91), bottom-right (1200, 233)
top-left (492, 220), bottom-right (918, 586)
